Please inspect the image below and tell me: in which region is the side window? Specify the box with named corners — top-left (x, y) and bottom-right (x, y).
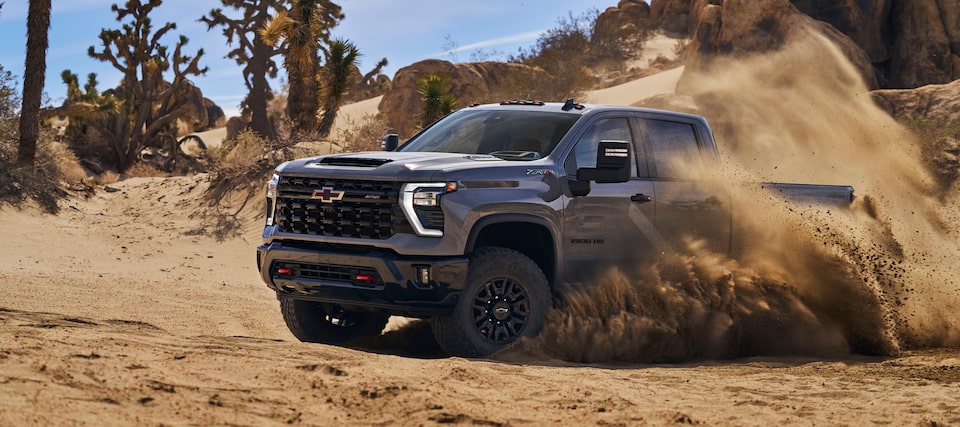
top-left (641, 119), bottom-right (701, 179)
top-left (568, 118), bottom-right (640, 177)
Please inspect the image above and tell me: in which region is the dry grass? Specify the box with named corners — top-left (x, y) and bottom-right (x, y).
top-left (334, 113), bottom-right (391, 153)
top-left (198, 130), bottom-right (299, 240)
top-left (0, 123), bottom-right (78, 213)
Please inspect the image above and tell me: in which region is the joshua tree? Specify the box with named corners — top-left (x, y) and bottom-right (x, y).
top-left (86, 0), bottom-right (207, 172)
top-left (16, 0), bottom-right (51, 168)
top-left (317, 37), bottom-right (359, 138)
top-left (417, 74), bottom-right (457, 129)
top-left (201, 0), bottom-right (283, 140)
top-left (260, 0), bottom-right (343, 138)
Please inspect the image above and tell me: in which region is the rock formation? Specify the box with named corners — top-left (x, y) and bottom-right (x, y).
top-left (871, 79), bottom-right (960, 123)
top-left (871, 79), bottom-right (960, 190)
top-left (593, 0), bottom-right (653, 48)
top-left (378, 59), bottom-right (548, 136)
top-left (171, 84), bottom-right (226, 137)
top-left (681, 0), bottom-right (878, 90)
top-left (345, 64), bottom-right (392, 103)
top-left (658, 0), bottom-right (960, 89)
top-left (650, 0), bottom-right (696, 34)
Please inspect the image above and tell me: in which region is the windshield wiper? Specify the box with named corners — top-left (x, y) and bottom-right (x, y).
top-left (487, 150), bottom-right (541, 161)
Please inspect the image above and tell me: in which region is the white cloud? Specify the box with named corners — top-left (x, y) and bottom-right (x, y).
top-left (429, 30), bottom-right (544, 57)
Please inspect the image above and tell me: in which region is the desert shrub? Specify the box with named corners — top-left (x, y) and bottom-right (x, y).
top-left (506, 9), bottom-right (654, 101)
top-left (199, 129), bottom-right (306, 239)
top-left (0, 130), bottom-right (74, 213)
top-left (509, 11), bottom-right (599, 101)
top-left (417, 74), bottom-right (458, 129)
top-left (207, 130), bottom-right (285, 205)
top-left (0, 66), bottom-right (72, 213)
top-left (335, 113), bottom-right (391, 153)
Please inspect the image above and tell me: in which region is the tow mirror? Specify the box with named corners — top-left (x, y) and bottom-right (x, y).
top-left (576, 140), bottom-right (631, 184)
top-left (381, 134), bottom-right (399, 151)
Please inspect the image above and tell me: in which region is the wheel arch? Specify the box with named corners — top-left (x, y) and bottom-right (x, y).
top-left (466, 214), bottom-right (560, 289)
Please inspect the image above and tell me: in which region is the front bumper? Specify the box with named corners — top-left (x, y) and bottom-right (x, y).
top-left (257, 242), bottom-right (468, 317)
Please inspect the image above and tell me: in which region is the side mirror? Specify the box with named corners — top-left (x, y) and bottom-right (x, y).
top-left (381, 134), bottom-right (399, 151)
top-left (576, 140), bottom-right (631, 184)
top-left (567, 178), bottom-right (591, 197)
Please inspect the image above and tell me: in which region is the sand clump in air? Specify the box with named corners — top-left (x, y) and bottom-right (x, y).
top-left (526, 26), bottom-right (960, 363)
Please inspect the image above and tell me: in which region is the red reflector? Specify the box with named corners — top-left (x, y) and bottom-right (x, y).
top-left (355, 275), bottom-right (376, 282)
top-left (277, 268), bottom-right (294, 275)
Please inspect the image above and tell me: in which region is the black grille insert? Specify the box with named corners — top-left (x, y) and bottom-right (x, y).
top-left (275, 177), bottom-right (402, 239)
top-left (273, 261), bottom-right (381, 286)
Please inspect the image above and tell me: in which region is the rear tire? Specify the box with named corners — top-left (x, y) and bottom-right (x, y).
top-left (279, 297), bottom-right (388, 344)
top-left (432, 247), bottom-right (550, 357)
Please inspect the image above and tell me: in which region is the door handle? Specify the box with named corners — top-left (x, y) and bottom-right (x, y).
top-left (631, 193), bottom-right (652, 203)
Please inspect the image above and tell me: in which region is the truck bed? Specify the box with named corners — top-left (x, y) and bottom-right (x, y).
top-left (762, 182), bottom-right (855, 206)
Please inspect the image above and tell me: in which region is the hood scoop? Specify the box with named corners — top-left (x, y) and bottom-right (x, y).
top-left (313, 157), bottom-right (394, 167)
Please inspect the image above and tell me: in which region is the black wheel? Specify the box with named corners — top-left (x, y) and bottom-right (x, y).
top-left (279, 297), bottom-right (389, 344)
top-left (432, 247), bottom-right (550, 357)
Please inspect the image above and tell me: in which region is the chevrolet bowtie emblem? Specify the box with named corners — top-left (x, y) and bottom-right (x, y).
top-left (311, 187), bottom-right (345, 203)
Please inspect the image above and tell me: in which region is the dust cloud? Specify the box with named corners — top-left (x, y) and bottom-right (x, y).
top-left (523, 28), bottom-right (960, 363)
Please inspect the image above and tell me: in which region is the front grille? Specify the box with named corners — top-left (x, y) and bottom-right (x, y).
top-left (275, 177), bottom-right (402, 239)
top-left (273, 261), bottom-right (381, 286)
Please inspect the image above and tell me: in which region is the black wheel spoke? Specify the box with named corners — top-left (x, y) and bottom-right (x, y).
top-left (470, 276), bottom-right (533, 344)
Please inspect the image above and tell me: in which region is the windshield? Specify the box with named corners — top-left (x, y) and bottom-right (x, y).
top-left (398, 110), bottom-right (579, 161)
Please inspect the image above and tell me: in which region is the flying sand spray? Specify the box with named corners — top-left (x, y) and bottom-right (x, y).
top-left (527, 29), bottom-right (960, 363)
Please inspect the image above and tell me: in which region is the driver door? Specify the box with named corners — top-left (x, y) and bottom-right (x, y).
top-left (561, 116), bottom-right (660, 285)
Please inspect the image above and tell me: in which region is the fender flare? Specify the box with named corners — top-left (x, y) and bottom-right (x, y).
top-left (465, 213), bottom-right (563, 284)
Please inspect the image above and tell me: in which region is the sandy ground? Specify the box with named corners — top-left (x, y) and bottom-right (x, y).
top-left (4, 32), bottom-right (960, 424)
top-left (1, 169), bottom-right (959, 426)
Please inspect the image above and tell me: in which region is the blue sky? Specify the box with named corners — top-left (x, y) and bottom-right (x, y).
top-left (0, 0), bottom-right (619, 118)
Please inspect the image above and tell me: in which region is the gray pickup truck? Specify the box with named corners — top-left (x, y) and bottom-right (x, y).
top-left (256, 100), bottom-right (854, 357)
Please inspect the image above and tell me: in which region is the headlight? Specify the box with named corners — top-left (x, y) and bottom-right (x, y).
top-left (265, 174), bottom-right (280, 226)
top-left (266, 174), bottom-right (279, 198)
top-left (401, 182), bottom-right (457, 237)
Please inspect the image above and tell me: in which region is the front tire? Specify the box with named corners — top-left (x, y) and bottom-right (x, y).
top-left (279, 297), bottom-right (389, 344)
top-left (432, 247), bottom-right (550, 357)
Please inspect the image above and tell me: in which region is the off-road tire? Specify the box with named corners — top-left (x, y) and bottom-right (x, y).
top-left (279, 297), bottom-right (389, 344)
top-left (432, 247), bottom-right (550, 357)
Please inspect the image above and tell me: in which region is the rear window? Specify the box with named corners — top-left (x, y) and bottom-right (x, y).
top-left (641, 119), bottom-right (702, 178)
top-left (399, 110), bottom-right (579, 160)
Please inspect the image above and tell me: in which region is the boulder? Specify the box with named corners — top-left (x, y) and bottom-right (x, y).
top-left (593, 0), bottom-right (652, 48)
top-left (225, 116), bottom-right (251, 142)
top-left (642, 0), bottom-right (960, 89)
top-left (378, 60), bottom-right (547, 136)
top-left (172, 85), bottom-right (227, 136)
top-left (680, 0), bottom-right (877, 90)
top-left (174, 83), bottom-right (210, 137)
top-left (871, 79), bottom-right (960, 124)
top-left (346, 64), bottom-right (392, 103)
top-left (790, 0), bottom-right (892, 64)
top-left (871, 79), bottom-right (960, 190)
top-left (790, 0), bottom-right (960, 88)
top-left (650, 0), bottom-right (695, 35)
top-left (204, 98), bottom-right (226, 128)
top-left (888, 0), bottom-right (960, 88)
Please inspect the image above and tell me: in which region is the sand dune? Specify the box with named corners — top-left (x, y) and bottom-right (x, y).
top-left (586, 66), bottom-right (684, 105)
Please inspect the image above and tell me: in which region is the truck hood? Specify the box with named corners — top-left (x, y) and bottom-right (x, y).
top-left (276, 151), bottom-right (545, 181)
